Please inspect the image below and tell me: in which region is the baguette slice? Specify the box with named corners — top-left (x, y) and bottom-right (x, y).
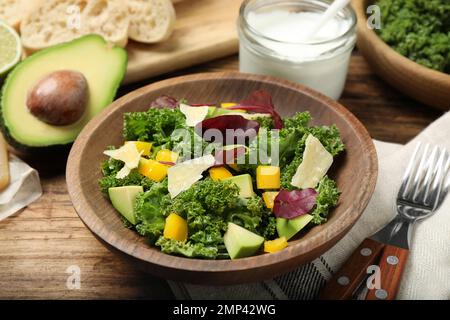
top-left (0, 0), bottom-right (21, 30)
top-left (0, 0), bottom-right (41, 30)
top-left (82, 0), bottom-right (129, 48)
top-left (20, 0), bottom-right (129, 52)
top-left (127, 0), bottom-right (176, 44)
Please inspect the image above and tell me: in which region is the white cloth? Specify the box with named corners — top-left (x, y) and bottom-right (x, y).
top-left (170, 112), bottom-right (450, 300)
top-left (0, 154), bottom-right (42, 221)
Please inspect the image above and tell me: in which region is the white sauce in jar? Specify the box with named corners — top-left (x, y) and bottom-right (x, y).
top-left (239, 1), bottom-right (357, 100)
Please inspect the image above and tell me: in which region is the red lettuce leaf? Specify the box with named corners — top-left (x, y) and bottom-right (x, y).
top-left (195, 115), bottom-right (260, 145)
top-left (273, 189), bottom-right (318, 219)
top-left (228, 91), bottom-right (283, 129)
top-left (150, 95), bottom-right (178, 109)
top-left (214, 146), bottom-right (247, 166)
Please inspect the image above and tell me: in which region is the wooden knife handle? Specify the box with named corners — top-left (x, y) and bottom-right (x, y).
top-left (365, 244), bottom-right (409, 300)
top-left (319, 238), bottom-right (385, 300)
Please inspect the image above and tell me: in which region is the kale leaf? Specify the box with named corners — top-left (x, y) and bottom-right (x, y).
top-left (279, 112), bottom-right (344, 189)
top-left (134, 181), bottom-right (171, 243)
top-left (98, 157), bottom-right (154, 194)
top-left (155, 237), bottom-right (218, 259)
top-left (376, 0), bottom-right (450, 73)
top-left (123, 108), bottom-right (186, 147)
top-left (310, 176), bottom-right (340, 225)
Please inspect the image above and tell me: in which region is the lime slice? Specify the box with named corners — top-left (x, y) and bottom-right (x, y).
top-left (0, 20), bottom-right (22, 77)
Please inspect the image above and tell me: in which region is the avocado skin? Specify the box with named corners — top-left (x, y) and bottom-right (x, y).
top-left (0, 35), bottom-right (128, 153)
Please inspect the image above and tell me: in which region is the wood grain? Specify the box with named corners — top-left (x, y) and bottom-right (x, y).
top-left (319, 238), bottom-right (385, 300)
top-left (352, 0), bottom-right (450, 110)
top-left (0, 52), bottom-right (442, 298)
top-left (124, 0), bottom-right (242, 84)
top-left (66, 72), bottom-right (378, 285)
top-left (366, 244), bottom-right (409, 300)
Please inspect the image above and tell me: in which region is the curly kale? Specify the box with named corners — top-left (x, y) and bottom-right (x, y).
top-left (255, 116), bottom-right (274, 130)
top-left (167, 178), bottom-right (240, 217)
top-left (155, 237), bottom-right (218, 259)
top-left (134, 181), bottom-right (171, 243)
top-left (310, 176), bottom-right (340, 225)
top-left (279, 112), bottom-right (344, 189)
top-left (227, 196), bottom-right (265, 233)
top-left (164, 179), bottom-right (239, 251)
top-left (99, 158), bottom-right (154, 194)
top-left (161, 180), bottom-right (278, 256)
top-left (123, 108), bottom-right (186, 147)
top-left (376, 0), bottom-right (450, 73)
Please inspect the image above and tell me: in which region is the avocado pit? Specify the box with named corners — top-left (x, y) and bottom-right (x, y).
top-left (26, 70), bottom-right (88, 126)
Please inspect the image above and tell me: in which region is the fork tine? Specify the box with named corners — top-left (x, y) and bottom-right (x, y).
top-left (398, 142), bottom-right (422, 199)
top-left (414, 146), bottom-right (440, 204)
top-left (435, 167), bottom-right (450, 210)
top-left (404, 143), bottom-right (430, 201)
top-left (428, 149), bottom-right (450, 210)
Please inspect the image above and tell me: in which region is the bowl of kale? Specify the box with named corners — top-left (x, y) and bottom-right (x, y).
top-left (353, 0), bottom-right (450, 110)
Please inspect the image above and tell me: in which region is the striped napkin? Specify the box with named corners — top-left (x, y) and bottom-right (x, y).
top-left (169, 112), bottom-right (450, 300)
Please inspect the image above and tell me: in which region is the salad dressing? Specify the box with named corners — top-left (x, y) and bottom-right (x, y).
top-left (238, 0), bottom-right (357, 100)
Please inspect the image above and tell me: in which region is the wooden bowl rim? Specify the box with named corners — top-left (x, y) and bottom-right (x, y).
top-left (66, 72), bottom-right (378, 275)
top-left (353, 0), bottom-right (450, 84)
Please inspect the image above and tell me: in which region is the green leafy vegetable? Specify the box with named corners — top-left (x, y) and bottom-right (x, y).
top-left (100, 98), bottom-right (345, 260)
top-left (123, 108), bottom-right (186, 147)
top-left (376, 0), bottom-right (450, 73)
top-left (310, 176), bottom-right (340, 225)
top-left (99, 157), bottom-right (154, 194)
top-left (134, 181), bottom-right (170, 243)
top-left (279, 112), bottom-right (344, 189)
top-left (155, 237), bottom-right (218, 259)
top-left (255, 116), bottom-right (274, 130)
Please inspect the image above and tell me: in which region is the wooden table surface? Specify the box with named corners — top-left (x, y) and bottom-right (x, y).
top-left (0, 51), bottom-right (443, 299)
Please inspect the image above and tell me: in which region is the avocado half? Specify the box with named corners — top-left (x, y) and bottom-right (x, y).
top-left (0, 34), bottom-right (127, 152)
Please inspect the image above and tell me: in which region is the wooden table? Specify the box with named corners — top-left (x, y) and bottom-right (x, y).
top-left (0, 51), bottom-right (442, 299)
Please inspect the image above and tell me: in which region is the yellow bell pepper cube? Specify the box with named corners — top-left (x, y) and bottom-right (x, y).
top-left (221, 102), bottom-right (247, 113)
top-left (256, 165), bottom-right (280, 189)
top-left (209, 167), bottom-right (233, 181)
top-left (262, 191), bottom-right (279, 209)
top-left (164, 213), bottom-right (188, 241)
top-left (125, 141), bottom-right (152, 157)
top-left (138, 158), bottom-right (168, 182)
top-left (228, 163), bottom-right (241, 172)
top-left (156, 149), bottom-right (179, 163)
top-left (264, 237), bottom-right (288, 253)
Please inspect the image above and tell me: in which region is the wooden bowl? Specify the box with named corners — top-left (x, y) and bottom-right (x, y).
top-left (66, 72), bottom-right (378, 285)
top-left (352, 0), bottom-right (450, 110)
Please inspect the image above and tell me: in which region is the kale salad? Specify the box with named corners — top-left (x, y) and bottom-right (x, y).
top-left (99, 91), bottom-right (344, 259)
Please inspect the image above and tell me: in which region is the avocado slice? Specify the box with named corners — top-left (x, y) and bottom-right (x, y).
top-left (0, 34), bottom-right (127, 151)
top-left (108, 186), bottom-right (143, 225)
top-left (223, 174), bottom-right (255, 198)
top-left (223, 222), bottom-right (264, 259)
top-left (212, 108), bottom-right (242, 117)
top-left (276, 214), bottom-right (313, 240)
top-left (206, 106), bottom-right (216, 117)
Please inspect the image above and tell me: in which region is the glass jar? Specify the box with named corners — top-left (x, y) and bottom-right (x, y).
top-left (238, 0), bottom-right (357, 100)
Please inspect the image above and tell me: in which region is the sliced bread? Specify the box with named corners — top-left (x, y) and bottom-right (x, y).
top-left (0, 0), bottom-right (21, 30)
top-left (0, 0), bottom-right (41, 30)
top-left (20, 0), bottom-right (129, 51)
top-left (127, 0), bottom-right (176, 44)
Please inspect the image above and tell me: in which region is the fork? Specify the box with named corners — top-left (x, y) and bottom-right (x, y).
top-left (319, 142), bottom-right (450, 300)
